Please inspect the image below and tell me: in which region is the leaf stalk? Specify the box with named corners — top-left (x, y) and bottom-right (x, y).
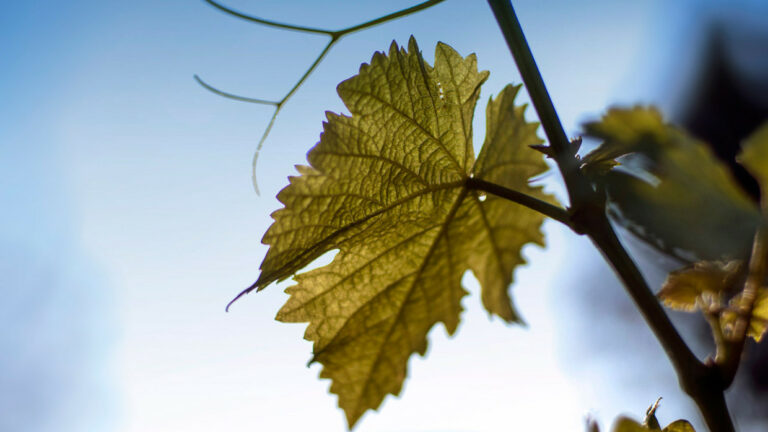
top-left (466, 177), bottom-right (572, 228)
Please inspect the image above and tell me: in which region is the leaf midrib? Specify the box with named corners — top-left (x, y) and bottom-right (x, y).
top-left (351, 187), bottom-right (469, 419)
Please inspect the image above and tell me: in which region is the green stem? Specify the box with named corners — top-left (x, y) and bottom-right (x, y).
top-left (466, 178), bottom-right (572, 228)
top-left (486, 1), bottom-right (735, 431)
top-left (485, 0), bottom-right (591, 207)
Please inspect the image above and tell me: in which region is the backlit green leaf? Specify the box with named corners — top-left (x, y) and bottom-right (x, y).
top-left (612, 417), bottom-right (696, 432)
top-left (738, 122), bottom-right (768, 201)
top-left (658, 260), bottom-right (742, 312)
top-left (612, 417), bottom-right (649, 432)
top-left (246, 38), bottom-right (553, 427)
top-left (722, 288), bottom-right (768, 342)
top-left (748, 289), bottom-right (768, 341)
top-left (662, 420), bottom-right (696, 432)
top-left (733, 121), bottom-right (768, 342)
top-left (582, 106), bottom-right (669, 167)
top-left (583, 107), bottom-right (761, 261)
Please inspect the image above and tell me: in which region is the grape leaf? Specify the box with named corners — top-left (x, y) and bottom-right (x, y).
top-left (722, 288), bottom-right (768, 342)
top-left (727, 122), bottom-right (768, 341)
top-left (738, 122), bottom-right (768, 200)
top-left (244, 38), bottom-right (554, 427)
top-left (582, 107), bottom-right (669, 168)
top-left (582, 107), bottom-right (761, 261)
top-left (658, 260), bottom-right (742, 312)
top-left (612, 418), bottom-right (649, 432)
top-left (662, 421), bottom-right (696, 432)
top-left (745, 289), bottom-right (768, 341)
top-left (612, 416), bottom-right (695, 432)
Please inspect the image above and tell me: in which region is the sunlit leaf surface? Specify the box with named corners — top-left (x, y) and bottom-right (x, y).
top-left (246, 38), bottom-right (553, 426)
top-left (658, 260), bottom-right (742, 312)
top-left (612, 415), bottom-right (695, 432)
top-left (738, 122), bottom-right (768, 199)
top-left (721, 287), bottom-right (768, 342)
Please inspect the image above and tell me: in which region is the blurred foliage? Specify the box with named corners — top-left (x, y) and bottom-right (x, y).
top-left (584, 111), bottom-right (768, 345)
top-left (583, 107), bottom-right (761, 262)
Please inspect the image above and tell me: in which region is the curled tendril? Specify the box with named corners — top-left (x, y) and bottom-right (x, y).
top-left (196, 0), bottom-right (447, 193)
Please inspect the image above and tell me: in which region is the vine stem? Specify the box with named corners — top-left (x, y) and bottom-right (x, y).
top-left (486, 1), bottom-right (735, 431)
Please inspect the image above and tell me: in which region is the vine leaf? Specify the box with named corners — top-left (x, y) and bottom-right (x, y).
top-left (611, 399), bottom-right (696, 432)
top-left (613, 418), bottom-right (696, 432)
top-left (730, 122), bottom-right (768, 342)
top-left (581, 107), bottom-right (669, 168)
top-left (721, 289), bottom-right (768, 342)
top-left (243, 38), bottom-right (553, 427)
top-left (738, 122), bottom-right (768, 200)
top-left (658, 260), bottom-right (742, 312)
top-left (662, 421), bottom-right (697, 432)
top-left (582, 107), bottom-right (761, 261)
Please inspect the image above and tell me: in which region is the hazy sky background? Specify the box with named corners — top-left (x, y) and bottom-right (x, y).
top-left (3, 0), bottom-right (749, 431)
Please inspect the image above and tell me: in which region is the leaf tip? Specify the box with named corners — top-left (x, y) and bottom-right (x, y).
top-left (407, 34), bottom-right (419, 52)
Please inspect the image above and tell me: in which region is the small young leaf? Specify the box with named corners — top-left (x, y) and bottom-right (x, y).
top-left (611, 416), bottom-right (696, 432)
top-left (583, 107), bottom-right (761, 261)
top-left (612, 418), bottom-right (696, 432)
top-left (612, 417), bottom-right (649, 432)
top-left (738, 122), bottom-right (768, 201)
top-left (248, 38), bottom-right (554, 427)
top-left (658, 261), bottom-right (742, 312)
top-left (582, 107), bottom-right (669, 167)
top-left (748, 289), bottom-right (768, 341)
top-left (722, 288), bottom-right (768, 342)
top-left (662, 420), bottom-right (696, 432)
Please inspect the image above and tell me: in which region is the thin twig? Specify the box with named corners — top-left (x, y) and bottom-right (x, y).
top-left (197, 0), bottom-right (447, 193)
top-left (204, 0), bottom-right (446, 37)
top-left (194, 75), bottom-right (279, 106)
top-left (279, 39), bottom-right (336, 108)
top-left (204, 0), bottom-right (334, 35)
top-left (337, 0), bottom-right (447, 35)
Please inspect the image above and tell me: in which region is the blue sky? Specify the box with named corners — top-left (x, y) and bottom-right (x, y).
top-left (3, 0), bottom-right (748, 431)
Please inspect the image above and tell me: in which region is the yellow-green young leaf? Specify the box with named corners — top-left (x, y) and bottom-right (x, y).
top-left (583, 107), bottom-right (761, 261)
top-left (662, 420), bottom-right (696, 432)
top-left (658, 260), bottom-right (742, 312)
top-left (612, 417), bottom-right (649, 432)
top-left (722, 288), bottom-right (768, 342)
top-left (582, 107), bottom-right (669, 167)
top-left (749, 289), bottom-right (768, 341)
top-left (738, 122), bottom-right (768, 202)
top-left (611, 417), bottom-right (696, 432)
top-left (248, 38), bottom-right (553, 427)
